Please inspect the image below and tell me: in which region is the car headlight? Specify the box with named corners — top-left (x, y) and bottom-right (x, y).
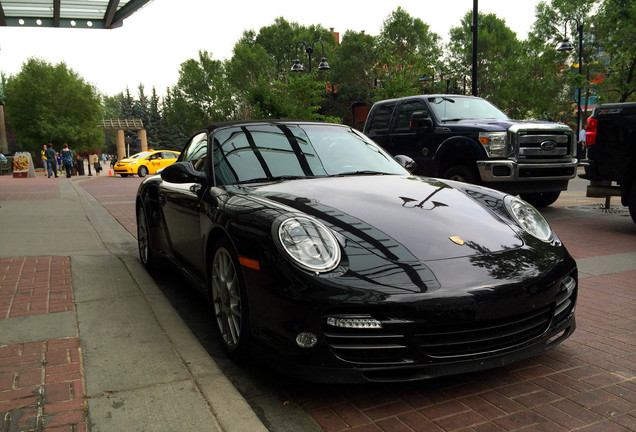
top-left (505, 196), bottom-right (553, 242)
top-left (275, 216), bottom-right (340, 272)
top-left (479, 132), bottom-right (508, 157)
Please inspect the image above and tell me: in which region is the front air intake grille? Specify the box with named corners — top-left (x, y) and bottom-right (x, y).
top-left (413, 307), bottom-right (552, 359)
top-left (322, 326), bottom-right (412, 364)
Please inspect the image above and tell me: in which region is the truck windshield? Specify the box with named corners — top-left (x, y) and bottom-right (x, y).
top-left (427, 97), bottom-right (509, 121)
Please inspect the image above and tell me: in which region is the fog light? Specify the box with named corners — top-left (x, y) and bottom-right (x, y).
top-left (326, 315), bottom-right (383, 329)
top-left (296, 332), bottom-right (318, 348)
top-left (492, 165), bottom-right (511, 177)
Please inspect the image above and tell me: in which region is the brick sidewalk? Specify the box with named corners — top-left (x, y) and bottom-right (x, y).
top-left (0, 257), bottom-right (87, 432)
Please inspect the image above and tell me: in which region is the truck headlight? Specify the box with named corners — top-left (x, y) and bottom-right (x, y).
top-left (479, 132), bottom-right (508, 157)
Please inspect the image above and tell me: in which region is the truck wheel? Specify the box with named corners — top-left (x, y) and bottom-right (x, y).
top-left (628, 179), bottom-right (636, 225)
top-left (443, 165), bottom-right (479, 184)
top-left (520, 191), bottom-right (561, 207)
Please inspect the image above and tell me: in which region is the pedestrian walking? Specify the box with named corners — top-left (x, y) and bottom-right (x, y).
top-left (578, 127), bottom-right (587, 160)
top-left (61, 144), bottom-right (74, 178)
top-left (45, 143), bottom-right (58, 178)
top-left (41, 144), bottom-right (48, 172)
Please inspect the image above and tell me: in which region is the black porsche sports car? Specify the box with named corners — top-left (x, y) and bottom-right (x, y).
top-left (135, 120), bottom-right (577, 383)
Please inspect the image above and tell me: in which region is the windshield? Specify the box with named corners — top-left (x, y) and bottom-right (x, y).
top-left (213, 123), bottom-right (409, 185)
top-left (427, 96), bottom-right (509, 121)
top-left (129, 152), bottom-right (152, 160)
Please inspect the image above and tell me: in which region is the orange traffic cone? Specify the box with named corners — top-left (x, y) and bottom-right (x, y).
top-left (108, 169), bottom-right (112, 176)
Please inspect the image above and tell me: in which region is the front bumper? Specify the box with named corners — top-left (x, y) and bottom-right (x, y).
top-left (255, 314), bottom-right (576, 383)
top-left (246, 250), bottom-right (578, 383)
top-left (477, 159), bottom-right (578, 193)
top-left (114, 164), bottom-right (138, 175)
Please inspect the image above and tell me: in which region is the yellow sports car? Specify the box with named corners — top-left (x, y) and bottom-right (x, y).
top-left (114, 150), bottom-right (180, 177)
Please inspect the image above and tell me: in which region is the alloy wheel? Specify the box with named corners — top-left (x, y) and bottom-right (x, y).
top-left (211, 246), bottom-right (242, 350)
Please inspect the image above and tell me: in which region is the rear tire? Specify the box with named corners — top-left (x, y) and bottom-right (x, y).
top-left (443, 164), bottom-right (480, 184)
top-left (520, 191), bottom-right (561, 207)
top-left (210, 237), bottom-right (250, 359)
top-left (136, 202), bottom-right (156, 271)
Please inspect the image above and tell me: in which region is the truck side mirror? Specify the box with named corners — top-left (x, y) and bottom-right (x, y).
top-left (410, 111), bottom-right (433, 132)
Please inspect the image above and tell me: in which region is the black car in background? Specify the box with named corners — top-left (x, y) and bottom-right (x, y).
top-left (135, 120), bottom-right (577, 383)
top-left (581, 102), bottom-right (636, 224)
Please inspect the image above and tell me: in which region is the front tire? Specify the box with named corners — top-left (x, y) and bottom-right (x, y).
top-left (138, 166), bottom-right (149, 177)
top-left (443, 164), bottom-right (480, 184)
top-left (120, 173), bottom-right (129, 178)
top-left (210, 237), bottom-right (249, 358)
top-left (520, 191), bottom-right (561, 207)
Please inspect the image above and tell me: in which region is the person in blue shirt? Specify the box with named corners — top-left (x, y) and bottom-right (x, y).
top-left (45, 143), bottom-right (58, 178)
top-left (61, 144), bottom-right (74, 178)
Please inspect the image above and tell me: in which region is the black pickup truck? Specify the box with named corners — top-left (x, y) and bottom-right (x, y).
top-left (580, 102), bottom-right (636, 224)
top-left (363, 95), bottom-right (578, 207)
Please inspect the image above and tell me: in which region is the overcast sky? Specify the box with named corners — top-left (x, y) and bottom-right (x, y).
top-left (0, 0), bottom-right (542, 97)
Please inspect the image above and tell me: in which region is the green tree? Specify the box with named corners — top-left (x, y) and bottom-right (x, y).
top-left (161, 88), bottom-right (188, 149)
top-left (164, 51), bottom-right (236, 133)
top-left (226, 38), bottom-right (280, 119)
top-left (146, 87), bottom-right (163, 148)
top-left (226, 18), bottom-right (338, 121)
top-left (591, 0), bottom-right (636, 102)
top-left (374, 7), bottom-right (442, 100)
top-left (120, 88), bottom-right (134, 119)
top-left (4, 58), bottom-right (104, 154)
top-left (133, 84), bottom-right (148, 124)
top-left (448, 11), bottom-right (527, 115)
top-left (532, 0), bottom-right (597, 126)
top-left (328, 30), bottom-right (378, 124)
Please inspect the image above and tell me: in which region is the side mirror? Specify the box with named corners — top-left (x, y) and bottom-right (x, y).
top-left (394, 155), bottom-right (417, 172)
top-left (161, 161), bottom-right (205, 184)
top-left (410, 111), bottom-right (433, 132)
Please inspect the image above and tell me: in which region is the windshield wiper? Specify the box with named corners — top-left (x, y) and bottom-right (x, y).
top-left (335, 170), bottom-right (389, 177)
top-left (441, 118), bottom-right (462, 122)
top-left (239, 175), bottom-right (307, 184)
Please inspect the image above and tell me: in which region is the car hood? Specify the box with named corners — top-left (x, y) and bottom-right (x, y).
top-left (441, 119), bottom-right (558, 132)
top-left (239, 175), bottom-right (523, 262)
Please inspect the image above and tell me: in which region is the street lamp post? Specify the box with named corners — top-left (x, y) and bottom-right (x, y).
top-left (291, 39), bottom-right (330, 73)
top-left (556, 18), bottom-right (584, 146)
top-left (471, 0), bottom-right (478, 96)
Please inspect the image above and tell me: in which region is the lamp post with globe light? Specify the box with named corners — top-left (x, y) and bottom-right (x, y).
top-left (556, 18), bottom-right (584, 145)
top-left (291, 40), bottom-right (330, 73)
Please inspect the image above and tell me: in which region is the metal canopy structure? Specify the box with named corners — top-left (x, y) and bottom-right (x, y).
top-left (0, 0), bottom-right (153, 29)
